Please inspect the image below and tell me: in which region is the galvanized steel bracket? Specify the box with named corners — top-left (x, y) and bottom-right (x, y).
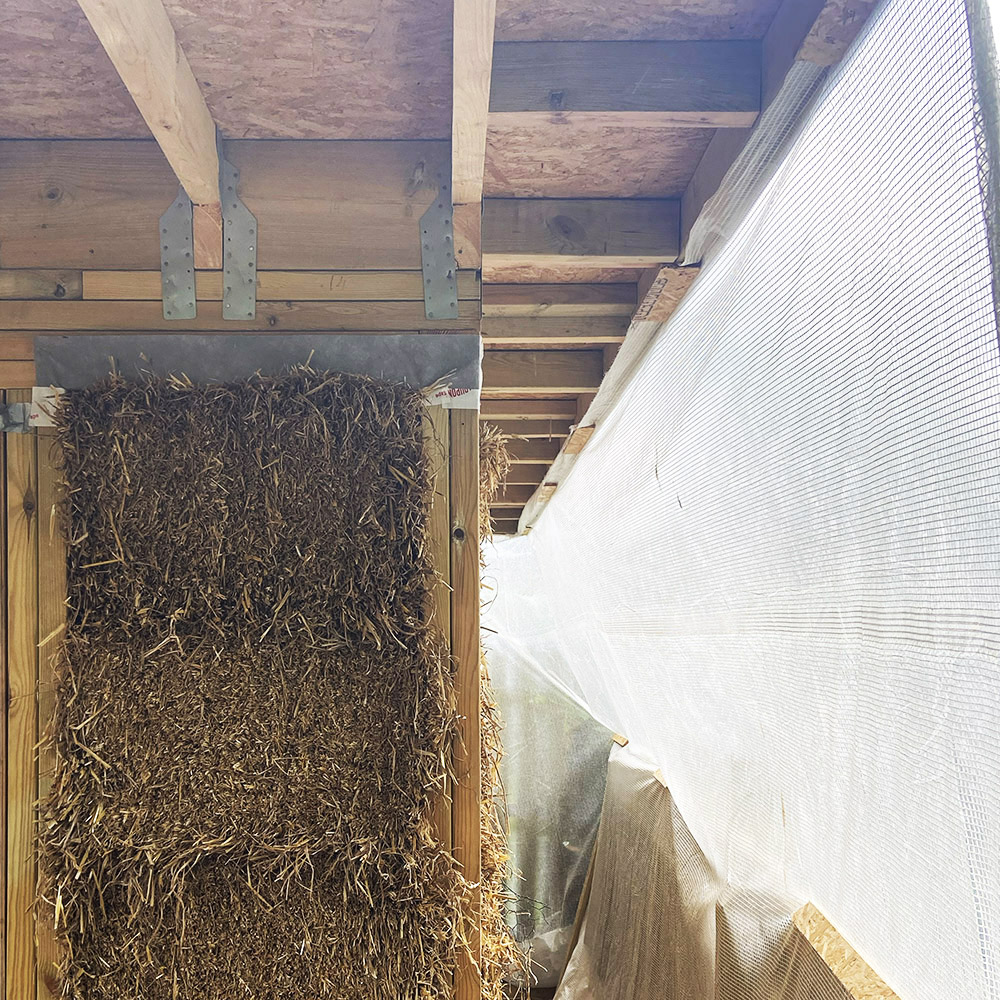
top-left (221, 152), bottom-right (258, 320)
top-left (419, 174), bottom-right (459, 321)
top-left (159, 187), bottom-right (197, 321)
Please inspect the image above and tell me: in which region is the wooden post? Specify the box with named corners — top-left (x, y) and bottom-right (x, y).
top-left (6, 390), bottom-right (38, 1000)
top-left (450, 408), bottom-right (481, 1000)
top-left (423, 405), bottom-right (453, 855)
top-left (35, 429), bottom-right (64, 1000)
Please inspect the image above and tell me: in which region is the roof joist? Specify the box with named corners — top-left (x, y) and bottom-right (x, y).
top-left (76, 0), bottom-right (219, 207)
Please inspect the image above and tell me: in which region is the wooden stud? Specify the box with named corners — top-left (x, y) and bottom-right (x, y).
top-left (633, 265), bottom-right (700, 324)
top-left (792, 903), bottom-right (902, 999)
top-left (192, 204), bottom-right (223, 270)
top-left (81, 270), bottom-right (481, 302)
top-left (489, 419), bottom-right (572, 437)
top-left (35, 431), bottom-right (64, 1000)
top-left (482, 316), bottom-right (628, 347)
top-left (7, 389), bottom-right (38, 1000)
top-left (0, 273), bottom-right (81, 302)
top-left (0, 300), bottom-right (479, 332)
top-left (75, 0), bottom-right (220, 206)
top-left (483, 199), bottom-right (680, 268)
top-left (450, 410), bottom-right (481, 1000)
top-left (482, 283), bottom-right (635, 317)
top-left (490, 41), bottom-right (761, 122)
top-left (423, 407), bottom-right (453, 861)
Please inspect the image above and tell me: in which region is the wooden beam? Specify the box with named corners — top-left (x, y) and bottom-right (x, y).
top-left (490, 518), bottom-right (521, 534)
top-left (452, 0), bottom-right (497, 264)
top-left (493, 484), bottom-right (538, 505)
top-left (76, 0), bottom-right (220, 206)
top-left (480, 399), bottom-right (578, 420)
top-left (81, 270), bottom-right (480, 301)
top-left (490, 419), bottom-right (572, 437)
top-left (793, 903), bottom-right (902, 999)
top-left (483, 199), bottom-right (680, 268)
top-left (681, 0), bottom-right (876, 253)
top-left (0, 300), bottom-right (478, 332)
top-left (450, 410), bottom-right (481, 1000)
top-left (0, 271), bottom-right (81, 301)
top-left (482, 316), bottom-right (628, 347)
top-left (490, 41), bottom-right (760, 126)
top-left (0, 140), bottom-right (450, 271)
top-left (482, 283), bottom-right (635, 317)
top-left (504, 467), bottom-right (549, 486)
top-left (633, 265), bottom-right (700, 325)
top-left (481, 350), bottom-right (604, 395)
top-left (505, 439), bottom-right (561, 464)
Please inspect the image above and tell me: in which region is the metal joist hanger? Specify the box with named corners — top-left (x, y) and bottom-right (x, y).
top-left (420, 171), bottom-right (459, 321)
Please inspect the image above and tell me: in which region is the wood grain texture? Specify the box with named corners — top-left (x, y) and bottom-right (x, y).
top-left (633, 265), bottom-right (700, 323)
top-left (192, 204), bottom-right (223, 269)
top-left (480, 399), bottom-right (577, 419)
top-left (75, 0), bottom-right (221, 204)
top-left (483, 199), bottom-right (680, 267)
top-left (82, 270), bottom-right (480, 301)
top-left (6, 390), bottom-right (38, 1000)
top-left (490, 41), bottom-right (760, 114)
top-left (481, 350), bottom-right (604, 393)
top-left (423, 407), bottom-right (453, 859)
top-left (490, 419), bottom-right (572, 437)
top-left (793, 904), bottom-right (902, 999)
top-left (483, 283), bottom-right (634, 317)
top-left (0, 300), bottom-right (478, 332)
top-left (449, 410), bottom-right (480, 1000)
top-left (35, 431), bottom-right (64, 1000)
top-left (0, 273), bottom-right (81, 302)
top-left (0, 393), bottom-right (5, 1000)
top-left (485, 120), bottom-right (715, 199)
top-left (0, 140), bottom-right (449, 271)
top-left (0, 364), bottom-right (35, 389)
top-left (481, 316), bottom-right (628, 346)
top-left (505, 438), bottom-right (560, 463)
top-left (495, 0), bottom-right (782, 41)
top-left (452, 0), bottom-right (497, 208)
top-left (0, 0), bottom-right (452, 140)
top-left (482, 263), bottom-right (643, 284)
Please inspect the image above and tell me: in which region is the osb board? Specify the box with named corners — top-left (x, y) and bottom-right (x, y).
top-left (485, 121), bottom-right (714, 198)
top-left (0, 0), bottom-right (450, 139)
top-left (0, 140), bottom-right (449, 270)
top-left (482, 264), bottom-right (643, 283)
top-left (495, 0), bottom-right (782, 42)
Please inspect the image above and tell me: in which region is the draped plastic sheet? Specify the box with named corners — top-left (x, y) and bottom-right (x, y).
top-left (484, 1), bottom-right (1000, 997)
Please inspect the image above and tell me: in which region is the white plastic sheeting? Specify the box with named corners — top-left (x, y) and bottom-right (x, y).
top-left (485, 0), bottom-right (1000, 996)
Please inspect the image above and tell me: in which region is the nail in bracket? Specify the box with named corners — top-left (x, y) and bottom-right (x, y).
top-left (420, 174), bottom-right (459, 321)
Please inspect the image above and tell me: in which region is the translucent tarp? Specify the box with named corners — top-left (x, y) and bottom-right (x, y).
top-left (485, 0), bottom-right (1000, 996)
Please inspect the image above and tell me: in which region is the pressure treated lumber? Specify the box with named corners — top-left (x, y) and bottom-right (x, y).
top-left (450, 410), bottom-right (481, 1000)
top-left (480, 399), bottom-right (578, 420)
top-left (482, 199), bottom-right (680, 267)
top-left (481, 350), bottom-right (604, 394)
top-left (76, 0), bottom-right (220, 206)
top-left (0, 140), bottom-right (450, 271)
top-left (36, 430), bottom-right (64, 1000)
top-left (7, 389), bottom-right (38, 1000)
top-left (423, 407), bottom-right (453, 857)
top-left (81, 270), bottom-right (480, 301)
top-left (0, 271), bottom-right (82, 301)
top-left (0, 300), bottom-right (478, 332)
top-left (482, 283), bottom-right (635, 317)
top-left (490, 41), bottom-right (760, 124)
top-left (482, 316), bottom-right (628, 346)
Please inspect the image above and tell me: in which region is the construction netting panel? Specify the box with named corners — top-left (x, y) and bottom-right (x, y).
top-left (485, 0), bottom-right (1000, 997)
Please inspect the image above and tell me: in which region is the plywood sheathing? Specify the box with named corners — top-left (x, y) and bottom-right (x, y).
top-left (495, 0), bottom-right (783, 41)
top-left (0, 0), bottom-right (451, 139)
top-left (486, 122), bottom-right (714, 198)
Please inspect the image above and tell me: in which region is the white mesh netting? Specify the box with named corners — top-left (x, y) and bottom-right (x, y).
top-left (485, 0), bottom-right (1000, 996)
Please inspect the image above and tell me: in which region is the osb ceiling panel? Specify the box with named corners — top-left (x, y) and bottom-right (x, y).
top-left (485, 121), bottom-right (715, 198)
top-left (495, 0), bottom-right (782, 41)
top-left (0, 0), bottom-right (451, 139)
